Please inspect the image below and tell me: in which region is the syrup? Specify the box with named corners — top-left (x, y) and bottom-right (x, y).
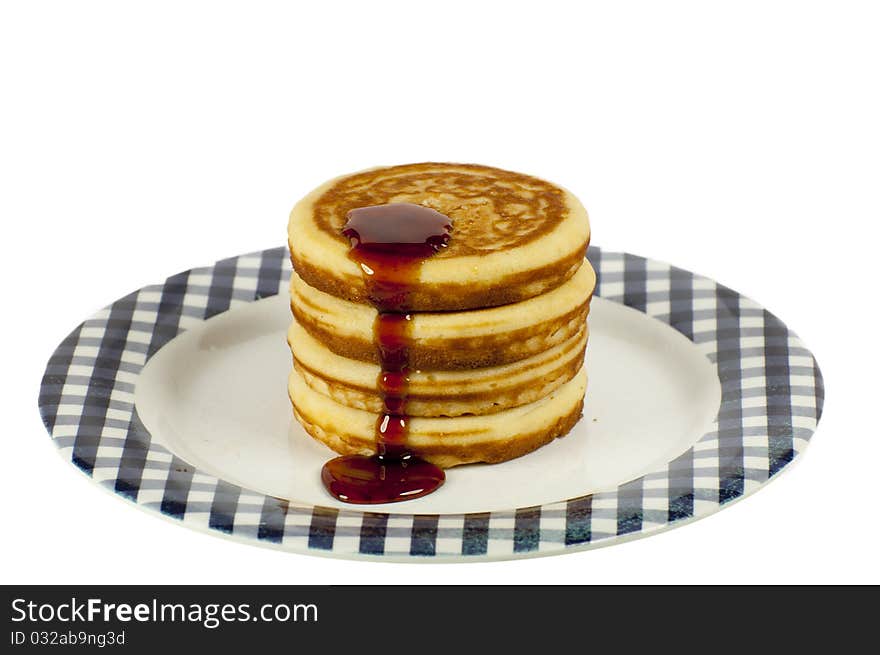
top-left (320, 203), bottom-right (451, 504)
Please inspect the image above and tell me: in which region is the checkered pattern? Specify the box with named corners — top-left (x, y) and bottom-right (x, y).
top-left (38, 246), bottom-right (824, 560)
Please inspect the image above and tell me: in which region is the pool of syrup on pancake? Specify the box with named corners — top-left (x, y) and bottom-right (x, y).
top-left (320, 203), bottom-right (451, 504)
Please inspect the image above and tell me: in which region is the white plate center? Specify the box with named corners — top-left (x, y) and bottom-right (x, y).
top-left (136, 295), bottom-right (721, 514)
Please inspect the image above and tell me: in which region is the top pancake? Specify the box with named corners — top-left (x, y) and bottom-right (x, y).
top-left (288, 163), bottom-right (591, 311)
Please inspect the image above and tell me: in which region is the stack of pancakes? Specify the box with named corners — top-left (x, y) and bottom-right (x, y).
top-left (287, 163), bottom-right (596, 468)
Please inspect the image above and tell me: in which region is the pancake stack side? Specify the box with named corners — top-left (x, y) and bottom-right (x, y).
top-left (287, 163), bottom-right (596, 468)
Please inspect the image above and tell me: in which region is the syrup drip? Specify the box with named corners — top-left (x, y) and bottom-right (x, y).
top-left (320, 203), bottom-right (451, 504)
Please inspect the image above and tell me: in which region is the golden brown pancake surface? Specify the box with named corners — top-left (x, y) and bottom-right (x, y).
top-left (288, 163), bottom-right (591, 311)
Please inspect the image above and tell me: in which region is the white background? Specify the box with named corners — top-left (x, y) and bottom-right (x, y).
top-left (2, 1), bottom-right (878, 584)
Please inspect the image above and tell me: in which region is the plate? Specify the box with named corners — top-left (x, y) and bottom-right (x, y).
top-left (38, 246), bottom-right (824, 561)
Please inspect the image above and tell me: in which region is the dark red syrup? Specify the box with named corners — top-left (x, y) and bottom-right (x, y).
top-left (320, 203), bottom-right (451, 504)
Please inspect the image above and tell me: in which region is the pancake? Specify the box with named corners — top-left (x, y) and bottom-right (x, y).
top-left (288, 163), bottom-right (591, 311)
top-left (288, 317), bottom-right (588, 417)
top-left (289, 364), bottom-right (587, 468)
top-left (289, 258), bottom-right (596, 370)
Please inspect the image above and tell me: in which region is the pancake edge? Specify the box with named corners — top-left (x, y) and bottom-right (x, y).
top-left (289, 366), bottom-right (588, 469)
top-left (287, 163), bottom-right (591, 311)
top-left (290, 323), bottom-right (588, 417)
top-left (289, 261), bottom-right (595, 370)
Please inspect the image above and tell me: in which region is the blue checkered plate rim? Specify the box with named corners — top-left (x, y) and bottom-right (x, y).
top-left (38, 246), bottom-right (824, 561)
